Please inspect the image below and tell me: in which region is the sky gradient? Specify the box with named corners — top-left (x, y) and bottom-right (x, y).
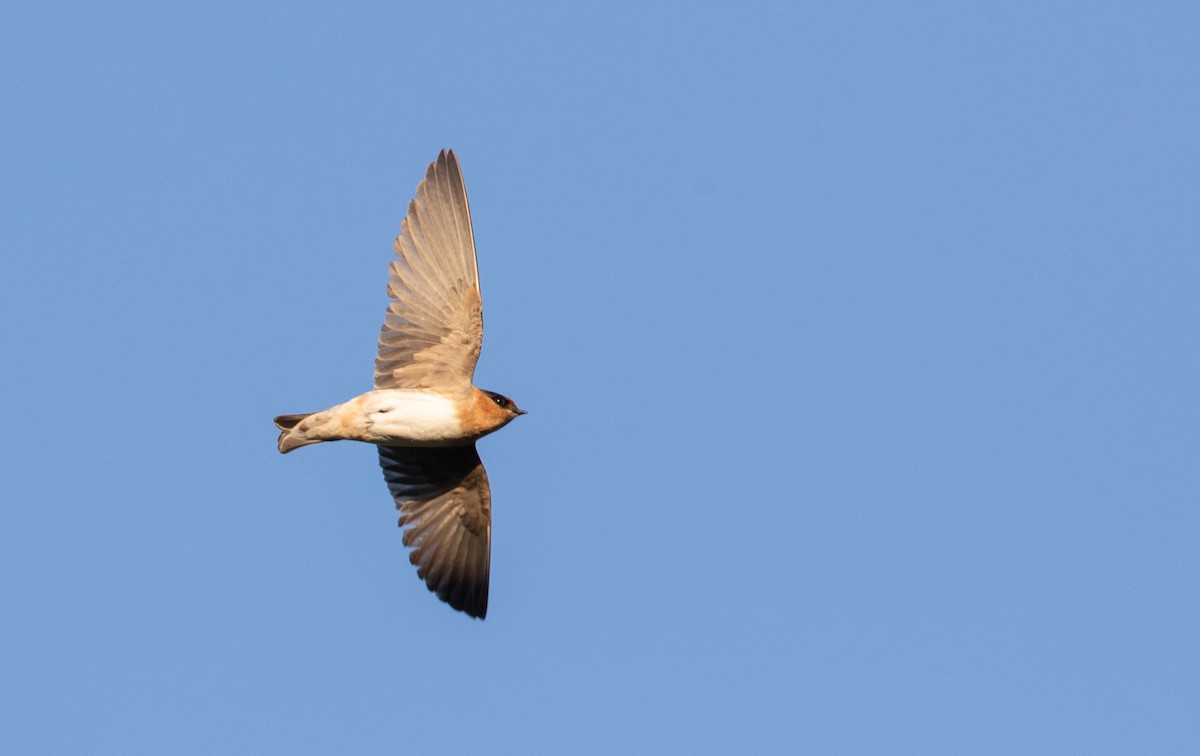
top-left (2, 2), bottom-right (1198, 753)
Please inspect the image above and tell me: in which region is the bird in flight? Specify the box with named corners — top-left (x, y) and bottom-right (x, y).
top-left (274, 150), bottom-right (524, 619)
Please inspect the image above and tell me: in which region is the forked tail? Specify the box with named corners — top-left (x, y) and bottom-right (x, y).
top-left (274, 413), bottom-right (321, 454)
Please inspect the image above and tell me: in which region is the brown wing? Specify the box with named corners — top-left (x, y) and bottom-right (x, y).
top-left (375, 150), bottom-right (483, 390)
top-left (377, 444), bottom-right (491, 619)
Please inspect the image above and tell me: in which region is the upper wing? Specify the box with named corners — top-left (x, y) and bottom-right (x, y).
top-left (377, 444), bottom-right (491, 619)
top-left (375, 150), bottom-right (482, 391)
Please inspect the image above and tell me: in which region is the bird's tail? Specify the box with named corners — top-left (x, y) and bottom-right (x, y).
top-left (274, 413), bottom-right (323, 454)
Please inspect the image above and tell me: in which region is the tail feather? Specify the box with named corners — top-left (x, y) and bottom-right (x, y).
top-left (274, 414), bottom-right (308, 431)
top-left (274, 413), bottom-right (321, 454)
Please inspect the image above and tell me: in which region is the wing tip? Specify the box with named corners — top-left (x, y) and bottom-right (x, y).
top-left (429, 148), bottom-right (458, 179)
top-left (432, 149), bottom-right (462, 189)
top-left (446, 586), bottom-right (488, 619)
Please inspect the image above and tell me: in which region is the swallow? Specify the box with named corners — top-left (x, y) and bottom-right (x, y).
top-left (274, 150), bottom-right (524, 619)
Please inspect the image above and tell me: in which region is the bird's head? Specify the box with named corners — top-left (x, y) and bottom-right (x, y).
top-left (483, 390), bottom-right (527, 418)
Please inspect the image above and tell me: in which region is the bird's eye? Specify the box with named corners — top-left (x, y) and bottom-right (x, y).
top-left (493, 396), bottom-right (506, 407)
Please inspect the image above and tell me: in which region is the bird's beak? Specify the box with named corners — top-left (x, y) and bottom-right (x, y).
top-left (514, 408), bottom-right (528, 415)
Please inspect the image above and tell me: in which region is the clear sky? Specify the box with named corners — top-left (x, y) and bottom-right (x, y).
top-left (2, 2), bottom-right (1197, 753)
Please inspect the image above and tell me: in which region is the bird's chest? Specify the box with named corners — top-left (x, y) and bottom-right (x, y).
top-left (357, 390), bottom-right (466, 445)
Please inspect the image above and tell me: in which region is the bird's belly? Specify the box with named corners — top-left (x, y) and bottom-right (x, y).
top-left (357, 390), bottom-right (466, 445)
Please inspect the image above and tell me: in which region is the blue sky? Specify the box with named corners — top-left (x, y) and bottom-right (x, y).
top-left (2, 2), bottom-right (1197, 753)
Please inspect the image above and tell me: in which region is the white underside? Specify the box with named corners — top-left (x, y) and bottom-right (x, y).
top-left (359, 389), bottom-right (463, 443)
top-left (309, 389), bottom-right (465, 445)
